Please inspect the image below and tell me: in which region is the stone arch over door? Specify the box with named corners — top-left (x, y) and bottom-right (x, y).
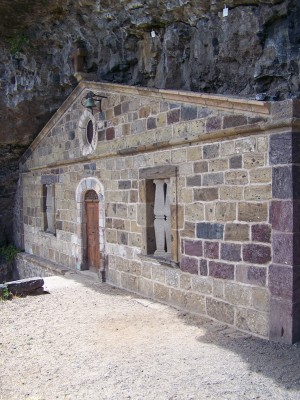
top-left (75, 177), bottom-right (105, 274)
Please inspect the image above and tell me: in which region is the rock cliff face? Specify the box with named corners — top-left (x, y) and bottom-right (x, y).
top-left (0, 0), bottom-right (299, 244)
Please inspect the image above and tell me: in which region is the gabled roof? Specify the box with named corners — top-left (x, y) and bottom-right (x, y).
top-left (20, 80), bottom-right (271, 166)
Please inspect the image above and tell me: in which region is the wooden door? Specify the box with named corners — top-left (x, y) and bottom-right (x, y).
top-left (85, 190), bottom-right (100, 272)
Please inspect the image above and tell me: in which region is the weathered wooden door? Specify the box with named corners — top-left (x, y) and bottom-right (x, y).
top-left (85, 190), bottom-right (100, 272)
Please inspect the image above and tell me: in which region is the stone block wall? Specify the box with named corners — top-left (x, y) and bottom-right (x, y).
top-left (105, 133), bottom-right (272, 339)
top-left (17, 82), bottom-right (300, 343)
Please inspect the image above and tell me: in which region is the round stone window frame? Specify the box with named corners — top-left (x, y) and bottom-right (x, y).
top-left (77, 110), bottom-right (97, 156)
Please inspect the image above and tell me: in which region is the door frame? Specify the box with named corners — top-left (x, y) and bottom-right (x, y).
top-left (75, 178), bottom-right (105, 275)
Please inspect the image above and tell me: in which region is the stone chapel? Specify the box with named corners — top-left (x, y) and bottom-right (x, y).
top-left (15, 78), bottom-right (300, 344)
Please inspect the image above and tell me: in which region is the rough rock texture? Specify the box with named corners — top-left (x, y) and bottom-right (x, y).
top-left (0, 0), bottom-right (299, 243)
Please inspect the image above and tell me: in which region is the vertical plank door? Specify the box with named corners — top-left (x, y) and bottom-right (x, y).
top-left (85, 193), bottom-right (100, 272)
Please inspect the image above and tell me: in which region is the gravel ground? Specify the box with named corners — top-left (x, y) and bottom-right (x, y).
top-left (0, 273), bottom-right (300, 400)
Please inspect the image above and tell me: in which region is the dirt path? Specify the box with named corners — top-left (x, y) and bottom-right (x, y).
top-left (0, 273), bottom-right (300, 400)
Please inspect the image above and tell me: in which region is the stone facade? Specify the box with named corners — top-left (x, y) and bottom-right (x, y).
top-left (16, 81), bottom-right (300, 343)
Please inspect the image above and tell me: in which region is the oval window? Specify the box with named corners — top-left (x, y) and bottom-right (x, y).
top-left (86, 120), bottom-right (94, 145)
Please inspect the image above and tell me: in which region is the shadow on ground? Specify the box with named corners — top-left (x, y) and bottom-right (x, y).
top-left (46, 271), bottom-right (300, 391)
top-left (178, 311), bottom-right (300, 391)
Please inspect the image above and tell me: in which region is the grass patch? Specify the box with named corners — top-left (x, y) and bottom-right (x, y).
top-left (8, 34), bottom-right (29, 54)
top-left (0, 244), bottom-right (20, 262)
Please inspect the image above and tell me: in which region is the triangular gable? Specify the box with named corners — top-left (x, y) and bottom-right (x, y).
top-left (20, 81), bottom-right (271, 171)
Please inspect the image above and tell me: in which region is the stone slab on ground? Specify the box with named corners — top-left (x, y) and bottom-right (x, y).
top-left (0, 274), bottom-right (300, 400)
top-left (6, 277), bottom-right (44, 295)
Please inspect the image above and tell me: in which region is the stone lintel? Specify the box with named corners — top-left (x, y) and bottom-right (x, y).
top-left (139, 165), bottom-right (177, 179)
top-left (41, 174), bottom-right (59, 185)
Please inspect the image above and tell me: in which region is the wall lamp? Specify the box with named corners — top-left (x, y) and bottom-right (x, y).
top-left (81, 91), bottom-right (107, 114)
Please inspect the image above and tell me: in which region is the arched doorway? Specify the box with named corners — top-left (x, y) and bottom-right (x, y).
top-left (75, 177), bottom-right (105, 276)
top-left (85, 190), bottom-right (100, 272)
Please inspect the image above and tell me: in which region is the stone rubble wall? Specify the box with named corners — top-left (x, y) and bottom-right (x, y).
top-left (17, 83), bottom-right (300, 341)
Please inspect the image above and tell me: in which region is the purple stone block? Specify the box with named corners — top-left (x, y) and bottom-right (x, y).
top-left (272, 166), bottom-right (293, 200)
top-left (248, 116), bottom-right (266, 124)
top-left (209, 261), bottom-right (234, 280)
top-left (243, 244), bottom-right (271, 265)
top-left (204, 241), bottom-right (219, 259)
top-left (269, 298), bottom-right (294, 344)
top-left (206, 116), bottom-right (222, 132)
top-left (199, 259), bottom-right (208, 276)
top-left (269, 264), bottom-right (295, 301)
top-left (184, 240), bottom-right (203, 257)
top-left (270, 201), bottom-right (293, 232)
top-left (272, 232), bottom-right (293, 266)
top-left (197, 223), bottom-right (224, 239)
top-left (181, 105), bottom-right (197, 121)
top-left (198, 108), bottom-right (213, 119)
top-left (221, 243), bottom-right (241, 262)
top-left (147, 117), bottom-right (157, 130)
top-left (167, 109), bottom-right (180, 125)
top-left (180, 256), bottom-right (198, 275)
top-left (252, 224), bottom-right (271, 243)
top-left (114, 104), bottom-right (122, 116)
top-left (236, 265), bottom-right (266, 287)
top-left (269, 132), bottom-right (293, 165)
top-left (106, 127), bottom-right (115, 140)
top-left (223, 115), bottom-right (247, 129)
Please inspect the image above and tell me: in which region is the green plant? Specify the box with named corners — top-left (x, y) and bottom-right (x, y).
top-left (0, 285), bottom-right (10, 301)
top-left (0, 244), bottom-right (20, 262)
top-left (9, 34), bottom-right (28, 54)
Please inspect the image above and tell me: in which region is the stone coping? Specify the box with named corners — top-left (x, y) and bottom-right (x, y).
top-left (83, 80), bottom-right (271, 115)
